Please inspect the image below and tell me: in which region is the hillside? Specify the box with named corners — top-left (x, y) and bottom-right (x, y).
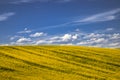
top-left (0, 46), bottom-right (120, 80)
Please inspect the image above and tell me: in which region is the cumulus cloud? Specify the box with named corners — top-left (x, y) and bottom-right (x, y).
top-left (32, 33), bottom-right (79, 45)
top-left (77, 32), bottom-right (120, 47)
top-left (78, 38), bottom-right (107, 45)
top-left (72, 34), bottom-right (78, 40)
top-left (49, 33), bottom-right (78, 42)
top-left (83, 33), bottom-right (105, 39)
top-left (18, 28), bottom-right (31, 34)
top-left (62, 34), bottom-right (72, 41)
top-left (16, 37), bottom-right (31, 43)
top-left (61, 34), bottom-right (78, 41)
top-left (110, 33), bottom-right (120, 39)
top-left (30, 32), bottom-right (46, 37)
top-left (9, 27), bottom-right (120, 48)
top-left (0, 12), bottom-right (15, 21)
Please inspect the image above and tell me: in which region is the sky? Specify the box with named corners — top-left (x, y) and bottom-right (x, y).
top-left (0, 0), bottom-right (120, 47)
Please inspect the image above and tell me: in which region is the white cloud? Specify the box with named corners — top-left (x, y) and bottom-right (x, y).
top-left (35, 40), bottom-right (51, 45)
top-left (25, 9), bottom-right (120, 31)
top-left (91, 38), bottom-right (107, 43)
top-left (61, 34), bottom-right (78, 42)
top-left (30, 32), bottom-right (46, 37)
top-left (9, 28), bottom-right (120, 48)
top-left (108, 43), bottom-right (120, 47)
top-left (34, 33), bottom-right (78, 45)
top-left (77, 38), bottom-right (107, 46)
top-left (77, 41), bottom-right (88, 45)
top-left (50, 36), bottom-right (61, 40)
top-left (75, 8), bottom-right (120, 23)
top-left (77, 32), bottom-right (120, 47)
top-left (10, 35), bottom-right (22, 40)
top-left (0, 12), bottom-right (15, 21)
top-left (72, 34), bottom-right (78, 40)
top-left (62, 34), bottom-right (72, 41)
top-left (17, 37), bottom-right (31, 43)
top-left (83, 33), bottom-right (105, 39)
top-left (110, 33), bottom-right (120, 39)
top-left (60, 43), bottom-right (73, 46)
top-left (18, 28), bottom-right (31, 34)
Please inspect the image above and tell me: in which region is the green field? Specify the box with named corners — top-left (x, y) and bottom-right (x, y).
top-left (0, 46), bottom-right (120, 80)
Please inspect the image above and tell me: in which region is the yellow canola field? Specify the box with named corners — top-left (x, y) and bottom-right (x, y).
top-left (0, 46), bottom-right (120, 80)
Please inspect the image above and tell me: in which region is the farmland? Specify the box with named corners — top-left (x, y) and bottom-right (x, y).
top-left (0, 46), bottom-right (120, 80)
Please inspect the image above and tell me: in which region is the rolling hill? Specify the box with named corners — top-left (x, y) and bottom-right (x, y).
top-left (0, 46), bottom-right (120, 80)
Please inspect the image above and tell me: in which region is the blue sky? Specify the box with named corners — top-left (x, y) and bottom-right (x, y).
top-left (0, 0), bottom-right (120, 47)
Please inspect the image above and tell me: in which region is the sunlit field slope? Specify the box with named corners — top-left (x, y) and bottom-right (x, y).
top-left (0, 46), bottom-right (120, 80)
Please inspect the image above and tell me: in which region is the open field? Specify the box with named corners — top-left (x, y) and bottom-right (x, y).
top-left (0, 46), bottom-right (120, 80)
